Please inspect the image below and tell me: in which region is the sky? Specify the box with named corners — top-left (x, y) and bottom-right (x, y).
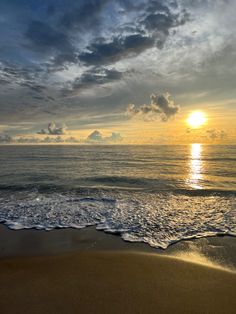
top-left (0, 0), bottom-right (235, 144)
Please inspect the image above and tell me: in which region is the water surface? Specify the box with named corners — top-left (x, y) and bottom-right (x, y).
top-left (0, 144), bottom-right (235, 248)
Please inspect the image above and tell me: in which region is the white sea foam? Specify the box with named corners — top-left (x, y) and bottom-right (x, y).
top-left (0, 190), bottom-right (235, 249)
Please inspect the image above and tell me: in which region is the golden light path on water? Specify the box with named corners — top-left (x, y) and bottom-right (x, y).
top-left (187, 143), bottom-right (203, 189)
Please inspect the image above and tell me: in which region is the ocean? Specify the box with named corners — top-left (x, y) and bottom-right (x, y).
top-left (0, 144), bottom-right (235, 249)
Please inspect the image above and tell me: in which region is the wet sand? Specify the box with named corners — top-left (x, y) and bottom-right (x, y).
top-left (0, 225), bottom-right (236, 314)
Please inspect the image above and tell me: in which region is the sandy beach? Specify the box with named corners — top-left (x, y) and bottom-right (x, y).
top-left (0, 225), bottom-right (236, 314)
top-left (1, 250), bottom-right (236, 314)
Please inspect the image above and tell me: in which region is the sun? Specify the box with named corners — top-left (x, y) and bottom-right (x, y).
top-left (187, 111), bottom-right (207, 128)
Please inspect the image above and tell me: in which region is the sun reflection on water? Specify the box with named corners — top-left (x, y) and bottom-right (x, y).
top-left (187, 143), bottom-right (203, 189)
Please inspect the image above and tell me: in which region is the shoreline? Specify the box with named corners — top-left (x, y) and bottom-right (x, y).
top-left (1, 223), bottom-right (236, 270)
top-left (1, 224), bottom-right (236, 313)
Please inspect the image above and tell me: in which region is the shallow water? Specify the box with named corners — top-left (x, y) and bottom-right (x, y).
top-left (0, 144), bottom-right (235, 248)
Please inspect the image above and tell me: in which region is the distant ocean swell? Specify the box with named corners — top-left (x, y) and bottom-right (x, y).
top-left (0, 187), bottom-right (235, 249)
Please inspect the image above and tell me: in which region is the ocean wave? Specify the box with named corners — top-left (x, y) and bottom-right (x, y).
top-left (0, 189), bottom-right (235, 249)
top-left (0, 180), bottom-right (236, 196)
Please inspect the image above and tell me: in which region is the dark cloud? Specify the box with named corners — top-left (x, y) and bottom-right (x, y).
top-left (79, 34), bottom-right (155, 66)
top-left (141, 1), bottom-right (190, 48)
top-left (147, 0), bottom-right (172, 13)
top-left (25, 20), bottom-right (74, 54)
top-left (24, 19), bottom-right (79, 70)
top-left (47, 5), bottom-right (55, 16)
top-left (144, 13), bottom-right (174, 33)
top-left (145, 0), bottom-right (190, 26)
top-left (143, 0), bottom-right (177, 33)
top-left (37, 122), bottom-right (67, 135)
top-left (51, 53), bottom-right (78, 69)
top-left (72, 68), bottom-right (123, 91)
top-left (0, 0), bottom-right (190, 112)
top-left (127, 92), bottom-right (179, 121)
top-left (77, 0), bottom-right (189, 66)
top-left (78, 1), bottom-right (189, 67)
top-left (60, 0), bottom-right (109, 30)
top-left (150, 93), bottom-right (179, 120)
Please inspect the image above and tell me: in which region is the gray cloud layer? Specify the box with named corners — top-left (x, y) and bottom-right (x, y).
top-left (0, 0), bottom-right (235, 136)
top-left (72, 68), bottom-right (123, 91)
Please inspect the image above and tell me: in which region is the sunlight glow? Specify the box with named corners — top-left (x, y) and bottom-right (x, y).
top-left (186, 143), bottom-right (203, 189)
top-left (187, 111), bottom-right (207, 128)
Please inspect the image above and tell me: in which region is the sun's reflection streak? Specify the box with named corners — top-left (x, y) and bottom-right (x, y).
top-left (187, 143), bottom-right (203, 189)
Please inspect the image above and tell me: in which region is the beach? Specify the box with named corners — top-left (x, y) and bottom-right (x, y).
top-left (1, 0), bottom-right (236, 310)
top-left (0, 145), bottom-right (235, 313)
top-left (0, 225), bottom-right (236, 314)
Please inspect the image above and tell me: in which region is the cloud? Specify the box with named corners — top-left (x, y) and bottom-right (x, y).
top-left (25, 20), bottom-right (73, 54)
top-left (186, 128), bottom-right (228, 141)
top-left (25, 20), bottom-right (78, 69)
top-left (16, 137), bottom-right (40, 144)
top-left (87, 130), bottom-right (103, 142)
top-left (0, 134), bottom-right (13, 143)
top-left (64, 136), bottom-right (79, 143)
top-left (48, 122), bottom-right (67, 135)
top-left (18, 136), bottom-right (65, 144)
top-left (127, 92), bottom-right (179, 121)
top-left (105, 132), bottom-right (123, 142)
top-left (37, 122), bottom-right (67, 135)
top-left (142, 2), bottom-right (190, 48)
top-left (0, 61), bottom-right (56, 105)
top-left (42, 136), bottom-right (64, 143)
top-left (0, 0), bottom-right (235, 144)
top-left (78, 1), bottom-right (189, 66)
top-left (37, 129), bottom-right (47, 135)
top-left (86, 130), bottom-right (123, 143)
top-left (0, 129), bottom-right (122, 144)
top-left (0, 134), bottom-right (79, 144)
top-left (0, 61), bottom-right (44, 87)
top-left (79, 34), bottom-right (155, 66)
top-left (206, 129), bottom-right (227, 140)
top-left (72, 68), bottom-right (123, 91)
top-left (60, 0), bottom-right (109, 31)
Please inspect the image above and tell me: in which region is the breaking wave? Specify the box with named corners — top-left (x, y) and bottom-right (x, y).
top-left (0, 188), bottom-right (235, 249)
